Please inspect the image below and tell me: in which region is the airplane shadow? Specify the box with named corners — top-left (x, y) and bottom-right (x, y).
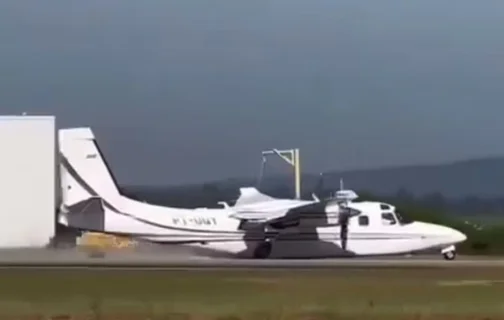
top-left (247, 227), bottom-right (356, 259)
top-left (270, 240), bottom-right (355, 259)
top-left (60, 199), bottom-right (357, 260)
top-left (188, 239), bottom-right (356, 260)
top-left (185, 214), bottom-right (358, 259)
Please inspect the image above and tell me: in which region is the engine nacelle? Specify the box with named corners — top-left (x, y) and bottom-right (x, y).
top-left (323, 200), bottom-right (362, 225)
top-left (335, 189), bottom-right (359, 202)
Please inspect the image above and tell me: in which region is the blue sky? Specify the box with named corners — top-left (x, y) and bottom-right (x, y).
top-left (1, 0), bottom-right (504, 186)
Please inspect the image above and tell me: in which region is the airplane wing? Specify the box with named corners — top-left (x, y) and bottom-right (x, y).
top-left (228, 209), bottom-right (289, 222)
top-left (229, 198), bottom-right (362, 227)
top-left (233, 187), bottom-right (278, 206)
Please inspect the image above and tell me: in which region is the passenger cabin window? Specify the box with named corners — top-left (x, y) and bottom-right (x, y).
top-left (381, 212), bottom-right (397, 225)
top-left (358, 216), bottom-right (369, 226)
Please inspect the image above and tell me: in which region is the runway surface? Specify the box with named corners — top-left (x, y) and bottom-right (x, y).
top-left (0, 246), bottom-right (501, 269)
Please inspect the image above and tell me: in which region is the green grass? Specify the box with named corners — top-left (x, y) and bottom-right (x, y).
top-left (0, 267), bottom-right (503, 319)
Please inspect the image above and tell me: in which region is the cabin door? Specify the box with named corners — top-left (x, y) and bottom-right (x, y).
top-left (343, 214), bottom-right (370, 251)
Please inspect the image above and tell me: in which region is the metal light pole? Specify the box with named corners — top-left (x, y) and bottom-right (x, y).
top-left (260, 148), bottom-right (301, 199)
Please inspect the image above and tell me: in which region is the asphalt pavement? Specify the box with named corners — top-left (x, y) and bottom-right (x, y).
top-left (0, 246), bottom-right (501, 269)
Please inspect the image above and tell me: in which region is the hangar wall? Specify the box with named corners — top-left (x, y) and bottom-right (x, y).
top-left (0, 116), bottom-right (56, 247)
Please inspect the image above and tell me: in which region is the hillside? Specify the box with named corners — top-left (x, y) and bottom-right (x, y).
top-left (209, 157), bottom-right (504, 199)
top-left (312, 156), bottom-right (504, 199)
top-left (122, 157), bottom-right (504, 216)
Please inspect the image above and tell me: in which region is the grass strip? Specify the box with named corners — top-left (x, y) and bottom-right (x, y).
top-left (0, 267), bottom-right (502, 319)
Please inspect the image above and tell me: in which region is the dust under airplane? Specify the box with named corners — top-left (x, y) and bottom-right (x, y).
top-left (57, 127), bottom-right (467, 260)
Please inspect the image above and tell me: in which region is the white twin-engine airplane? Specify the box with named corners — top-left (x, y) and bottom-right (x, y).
top-left (57, 127), bottom-right (467, 260)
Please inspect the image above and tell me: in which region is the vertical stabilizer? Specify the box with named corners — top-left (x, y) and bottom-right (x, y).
top-left (58, 128), bottom-right (121, 208)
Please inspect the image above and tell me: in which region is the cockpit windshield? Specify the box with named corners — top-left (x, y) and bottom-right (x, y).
top-left (395, 211), bottom-right (414, 225)
top-left (381, 212), bottom-right (397, 225)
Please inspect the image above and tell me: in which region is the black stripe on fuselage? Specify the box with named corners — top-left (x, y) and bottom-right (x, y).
top-left (71, 226), bottom-right (425, 243)
top-left (60, 155), bottom-right (243, 234)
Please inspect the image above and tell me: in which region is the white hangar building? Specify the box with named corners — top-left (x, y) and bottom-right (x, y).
top-left (0, 115), bottom-right (57, 247)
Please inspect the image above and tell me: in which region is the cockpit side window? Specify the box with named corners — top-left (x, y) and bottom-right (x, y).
top-left (381, 212), bottom-right (397, 225)
top-left (358, 215), bottom-right (369, 226)
top-left (396, 211), bottom-right (413, 225)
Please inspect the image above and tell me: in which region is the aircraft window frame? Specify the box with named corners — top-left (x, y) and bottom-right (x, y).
top-left (380, 203), bottom-right (391, 210)
top-left (358, 215), bottom-right (369, 226)
top-left (381, 212), bottom-right (397, 225)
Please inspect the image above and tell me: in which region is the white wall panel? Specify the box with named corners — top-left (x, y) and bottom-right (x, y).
top-left (0, 116), bottom-right (55, 247)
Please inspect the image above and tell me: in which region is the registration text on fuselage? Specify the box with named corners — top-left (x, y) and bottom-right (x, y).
top-left (172, 216), bottom-right (217, 226)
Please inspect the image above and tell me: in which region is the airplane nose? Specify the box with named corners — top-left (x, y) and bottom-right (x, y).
top-left (412, 222), bottom-right (467, 245)
top-left (451, 229), bottom-right (467, 243)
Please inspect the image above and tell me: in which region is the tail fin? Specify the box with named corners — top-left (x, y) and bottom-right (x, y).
top-left (58, 127), bottom-right (121, 207)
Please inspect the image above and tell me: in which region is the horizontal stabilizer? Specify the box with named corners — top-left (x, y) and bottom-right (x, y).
top-left (62, 197), bottom-right (104, 215)
top-left (58, 197), bottom-right (105, 231)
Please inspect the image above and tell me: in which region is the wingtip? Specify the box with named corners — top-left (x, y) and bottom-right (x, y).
top-left (239, 187), bottom-right (260, 195)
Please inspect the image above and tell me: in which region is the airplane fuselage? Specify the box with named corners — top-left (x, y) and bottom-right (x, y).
top-left (59, 198), bottom-right (466, 259)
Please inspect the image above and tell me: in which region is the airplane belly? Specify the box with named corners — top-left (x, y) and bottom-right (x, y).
top-left (343, 236), bottom-right (438, 256)
top-left (187, 241), bottom-right (252, 258)
top-left (345, 239), bottom-right (421, 255)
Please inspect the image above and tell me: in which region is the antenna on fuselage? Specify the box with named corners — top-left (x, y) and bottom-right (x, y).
top-left (335, 189), bottom-right (358, 206)
top-left (334, 178), bottom-right (358, 207)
